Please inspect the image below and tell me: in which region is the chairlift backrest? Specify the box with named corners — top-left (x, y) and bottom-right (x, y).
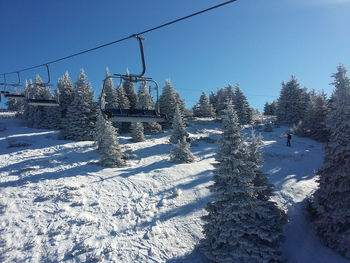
top-left (0, 73), bottom-right (25, 102)
top-left (26, 64), bottom-right (59, 107)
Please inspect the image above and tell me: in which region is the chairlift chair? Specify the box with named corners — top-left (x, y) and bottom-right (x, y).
top-left (0, 73), bottom-right (26, 101)
top-left (26, 64), bottom-right (60, 107)
top-left (101, 35), bottom-right (166, 123)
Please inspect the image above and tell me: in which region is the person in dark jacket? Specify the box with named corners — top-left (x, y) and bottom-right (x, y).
top-left (286, 133), bottom-right (292, 147)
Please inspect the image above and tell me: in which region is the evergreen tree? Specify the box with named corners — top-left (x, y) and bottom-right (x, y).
top-left (131, 122), bottom-right (145, 142)
top-left (25, 75), bottom-right (59, 129)
top-left (193, 91), bottom-right (215, 117)
top-left (158, 79), bottom-right (185, 122)
top-left (311, 65), bottom-right (350, 259)
top-left (202, 104), bottom-right (284, 262)
top-left (136, 82), bottom-right (154, 110)
top-left (248, 131), bottom-right (272, 200)
top-left (5, 87), bottom-right (25, 112)
top-left (293, 90), bottom-right (329, 142)
top-left (123, 75), bottom-right (138, 109)
top-left (233, 84), bottom-right (253, 124)
top-left (209, 91), bottom-right (218, 116)
top-left (57, 71), bottom-right (74, 125)
top-left (137, 82), bottom-right (162, 134)
top-left (116, 83), bottom-right (130, 109)
top-left (169, 104), bottom-right (188, 144)
top-left (215, 85), bottom-right (235, 116)
top-left (23, 79), bottom-right (35, 126)
top-left (276, 76), bottom-right (309, 125)
top-left (44, 105), bottom-right (61, 130)
top-left (263, 101), bottom-right (277, 115)
top-left (95, 109), bottom-right (125, 167)
top-left (170, 138), bottom-right (195, 163)
top-left (103, 68), bottom-right (119, 109)
top-left (60, 69), bottom-right (96, 140)
top-left (263, 102), bottom-right (270, 115)
top-left (95, 95), bottom-right (107, 149)
top-left (311, 92), bottom-right (329, 142)
top-left (114, 83), bottom-right (131, 133)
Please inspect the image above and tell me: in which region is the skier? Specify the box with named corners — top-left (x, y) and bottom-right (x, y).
top-left (286, 133), bottom-right (292, 147)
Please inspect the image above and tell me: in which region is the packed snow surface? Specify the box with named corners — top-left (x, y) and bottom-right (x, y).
top-left (0, 118), bottom-right (349, 262)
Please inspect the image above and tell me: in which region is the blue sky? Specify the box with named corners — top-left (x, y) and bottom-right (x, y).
top-left (1, 0), bottom-right (350, 110)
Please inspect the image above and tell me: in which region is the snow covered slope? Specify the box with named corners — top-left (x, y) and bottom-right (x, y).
top-left (0, 118), bottom-right (348, 263)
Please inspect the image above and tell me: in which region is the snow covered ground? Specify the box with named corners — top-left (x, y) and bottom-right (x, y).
top-left (0, 117), bottom-right (349, 263)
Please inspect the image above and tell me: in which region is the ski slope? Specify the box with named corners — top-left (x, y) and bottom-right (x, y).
top-left (0, 118), bottom-right (348, 263)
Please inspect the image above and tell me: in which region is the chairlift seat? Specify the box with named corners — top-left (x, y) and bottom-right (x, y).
top-left (27, 99), bottom-right (59, 107)
top-left (103, 108), bottom-right (166, 123)
top-left (4, 94), bottom-right (25, 98)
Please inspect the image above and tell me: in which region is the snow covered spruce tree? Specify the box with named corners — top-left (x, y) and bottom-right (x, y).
top-left (60, 69), bottom-right (96, 140)
top-left (248, 132), bottom-right (286, 234)
top-left (311, 65), bottom-right (350, 259)
top-left (233, 84), bottom-right (253, 125)
top-left (263, 101), bottom-right (277, 116)
top-left (158, 79), bottom-right (185, 124)
top-left (169, 104), bottom-right (189, 144)
top-left (170, 137), bottom-right (195, 163)
top-left (137, 81), bottom-right (153, 110)
top-left (23, 79), bottom-right (35, 126)
top-left (114, 83), bottom-right (131, 133)
top-left (5, 87), bottom-right (25, 112)
top-left (209, 91), bottom-right (217, 112)
top-left (131, 122), bottom-right (145, 142)
top-left (57, 71), bottom-right (74, 127)
top-left (293, 90), bottom-right (329, 142)
top-left (276, 76), bottom-right (309, 125)
top-left (202, 104), bottom-right (285, 263)
top-left (214, 85), bottom-right (235, 116)
top-left (137, 82), bottom-right (162, 134)
top-left (193, 91), bottom-right (215, 118)
top-left (95, 109), bottom-right (125, 167)
top-left (248, 131), bottom-right (272, 200)
top-left (25, 75), bottom-right (59, 129)
top-left (103, 68), bottom-right (119, 109)
top-left (123, 72), bottom-right (138, 109)
top-left (116, 83), bottom-right (130, 109)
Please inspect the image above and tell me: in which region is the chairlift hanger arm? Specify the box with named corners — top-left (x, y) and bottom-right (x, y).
top-left (38, 64), bottom-right (51, 87)
top-left (111, 35), bottom-right (147, 81)
top-left (132, 35), bottom-right (146, 78)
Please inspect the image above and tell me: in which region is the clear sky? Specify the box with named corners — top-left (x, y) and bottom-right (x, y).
top-left (1, 0), bottom-right (350, 110)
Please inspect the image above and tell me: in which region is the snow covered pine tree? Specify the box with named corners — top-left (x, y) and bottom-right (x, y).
top-left (60, 69), bottom-right (96, 140)
top-left (103, 68), bottom-right (119, 110)
top-left (158, 79), bottom-right (185, 125)
top-left (170, 137), bottom-right (194, 163)
top-left (202, 104), bottom-right (285, 262)
top-left (95, 108), bottom-right (125, 167)
top-left (131, 122), bottom-right (145, 142)
top-left (137, 82), bottom-right (162, 134)
top-left (25, 75), bottom-right (59, 129)
top-left (169, 104), bottom-right (189, 145)
top-left (276, 76), bottom-right (309, 125)
top-left (57, 71), bottom-right (74, 128)
top-left (311, 65), bottom-right (350, 259)
top-left (233, 84), bottom-right (253, 125)
top-left (193, 91), bottom-right (215, 118)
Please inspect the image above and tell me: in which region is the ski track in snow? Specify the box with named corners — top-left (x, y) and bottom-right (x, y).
top-left (0, 118), bottom-right (349, 263)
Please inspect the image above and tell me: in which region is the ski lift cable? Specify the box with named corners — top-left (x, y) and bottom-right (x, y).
top-left (1, 0), bottom-right (238, 76)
